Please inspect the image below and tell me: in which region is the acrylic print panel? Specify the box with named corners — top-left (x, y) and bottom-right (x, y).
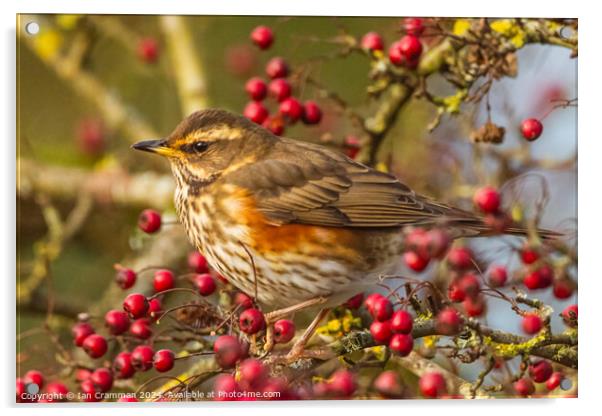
top-left (16, 14), bottom-right (577, 403)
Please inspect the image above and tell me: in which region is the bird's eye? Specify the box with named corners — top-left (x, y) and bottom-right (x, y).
top-left (193, 141), bottom-right (209, 153)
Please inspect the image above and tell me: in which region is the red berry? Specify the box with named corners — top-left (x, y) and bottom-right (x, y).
top-left (234, 292), bottom-right (253, 309)
top-left (129, 318), bottom-right (153, 339)
top-left (553, 279), bottom-right (575, 299)
top-left (329, 370), bottom-right (357, 397)
top-left (153, 269), bottom-right (175, 293)
top-left (523, 265), bottom-right (554, 290)
top-left (213, 374), bottom-right (239, 400)
top-left (279, 97), bottom-right (304, 123)
top-left (390, 310), bottom-right (413, 334)
top-left (76, 118), bottom-right (105, 155)
top-left (473, 186), bottom-right (501, 213)
top-left (250, 25), bottom-right (274, 50)
top-left (24, 370), bottom-right (44, 389)
top-left (194, 273), bottom-right (217, 296)
top-left (104, 310), bottom-right (130, 335)
top-left (399, 35), bottom-right (423, 62)
top-left (75, 368), bottom-right (92, 382)
top-left (188, 251), bottom-right (209, 273)
top-left (138, 209), bottom-right (161, 233)
top-left (44, 382), bottom-right (69, 402)
top-left (137, 37), bottom-right (159, 63)
top-left (268, 78), bottom-right (292, 102)
top-left (419, 372), bottom-right (447, 398)
top-left (446, 247), bottom-right (473, 269)
top-left (404, 250), bottom-right (430, 272)
top-left (302, 100), bottom-right (322, 125)
top-left (370, 320), bottom-right (392, 344)
top-left (82, 334), bottom-right (108, 358)
top-left (131, 345), bottom-right (154, 371)
top-left (463, 296), bottom-right (486, 317)
top-left (447, 281), bottom-right (466, 302)
top-left (273, 319), bottom-right (295, 344)
top-left (546, 372), bottom-right (564, 390)
top-left (115, 267), bottom-right (136, 289)
top-left (427, 228), bottom-right (452, 259)
top-left (16, 378), bottom-right (27, 402)
top-left (239, 308), bottom-right (266, 334)
top-left (488, 265), bottom-right (508, 287)
top-left (239, 359), bottom-right (268, 388)
top-left (80, 379), bottom-right (100, 402)
top-left (245, 77), bottom-right (268, 101)
top-left (262, 115), bottom-right (286, 135)
top-left (154, 349), bottom-right (175, 372)
top-left (404, 17), bottom-right (425, 36)
top-left (521, 245), bottom-right (540, 264)
top-left (436, 307), bottom-right (463, 335)
top-left (561, 304), bottom-right (578, 327)
top-left (405, 228), bottom-right (430, 257)
top-left (514, 378), bottom-right (535, 396)
top-left (344, 292), bottom-right (364, 309)
top-left (343, 135), bottom-right (361, 159)
top-left (90, 368), bottom-right (113, 392)
top-left (265, 57), bottom-right (289, 79)
top-left (529, 360), bottom-right (553, 383)
top-left (371, 296), bottom-right (393, 321)
top-left (113, 352), bottom-right (135, 379)
top-left (213, 335), bottom-right (243, 368)
top-left (458, 273), bottom-right (481, 298)
top-left (243, 101), bottom-right (269, 124)
top-left (364, 293), bottom-right (385, 314)
top-left (118, 396), bottom-right (139, 402)
top-left (361, 31), bottom-right (384, 52)
top-left (388, 40), bottom-right (405, 66)
top-left (521, 313), bottom-right (543, 334)
top-left (123, 293), bottom-right (149, 318)
top-left (148, 297), bottom-right (163, 320)
top-left (373, 370), bottom-right (403, 397)
top-left (389, 333), bottom-right (414, 356)
top-left (72, 322), bottom-right (95, 347)
top-left (521, 118), bottom-right (543, 141)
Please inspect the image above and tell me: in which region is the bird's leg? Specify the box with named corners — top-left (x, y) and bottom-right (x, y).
top-left (262, 297), bottom-right (328, 353)
top-left (285, 308), bottom-right (331, 362)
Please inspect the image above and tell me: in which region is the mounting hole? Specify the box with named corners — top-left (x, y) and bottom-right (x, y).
top-left (560, 378), bottom-right (573, 391)
top-left (25, 22), bottom-right (40, 35)
top-left (26, 383), bottom-right (40, 394)
top-left (559, 26), bottom-right (574, 39)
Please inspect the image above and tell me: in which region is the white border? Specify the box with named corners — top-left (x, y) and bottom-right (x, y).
top-left (3, 1), bottom-right (598, 416)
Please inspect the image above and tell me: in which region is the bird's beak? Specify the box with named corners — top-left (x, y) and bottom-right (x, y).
top-left (132, 139), bottom-right (177, 157)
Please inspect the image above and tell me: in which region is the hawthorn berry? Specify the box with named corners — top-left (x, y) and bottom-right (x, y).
top-left (262, 115), bottom-right (286, 136)
top-left (329, 370), bottom-right (357, 397)
top-left (24, 370), bottom-right (44, 389)
top-left (239, 308), bottom-right (266, 334)
top-left (389, 333), bottom-right (414, 356)
top-left (427, 228), bottom-right (452, 259)
top-left (446, 247), bottom-right (473, 269)
top-left (129, 318), bottom-right (153, 339)
top-left (370, 320), bottom-right (392, 344)
top-left (521, 244), bottom-right (540, 264)
top-left (90, 368), bottom-right (113, 392)
top-left (388, 40), bottom-right (405, 66)
top-left (147, 297), bottom-right (163, 320)
top-left (115, 267), bottom-right (136, 289)
top-left (463, 295), bottom-right (486, 317)
top-left (343, 135), bottom-right (361, 159)
top-left (364, 293), bottom-right (385, 314)
top-left (447, 281), bottom-right (466, 303)
top-left (75, 369), bottom-right (92, 382)
top-left (123, 293), bottom-right (149, 318)
top-left (245, 77), bottom-right (268, 101)
top-left (473, 186), bottom-right (501, 214)
top-left (458, 273), bottom-right (481, 298)
top-left (268, 78), bottom-right (292, 102)
top-left (488, 265), bottom-right (508, 287)
top-left (553, 278), bottom-right (575, 299)
top-left (213, 374), bottom-right (239, 400)
top-left (521, 118), bottom-right (543, 141)
top-left (373, 370), bottom-right (403, 397)
top-left (250, 25), bottom-right (274, 50)
top-left (273, 319), bottom-right (295, 344)
top-left (137, 37), bottom-right (159, 63)
top-left (361, 31), bottom-right (384, 52)
top-left (153, 269), bottom-right (175, 292)
top-left (514, 378), bottom-right (535, 396)
top-left (82, 334), bottom-right (108, 358)
top-left (344, 292), bottom-right (364, 309)
top-left (16, 378), bottom-right (27, 402)
top-left (188, 251), bottom-right (209, 273)
top-left (153, 349), bottom-right (175, 372)
top-left (44, 382), bottom-right (69, 402)
top-left (194, 273), bottom-right (217, 296)
top-left (80, 379), bottom-right (100, 402)
top-left (523, 265), bottom-right (554, 290)
top-left (213, 335), bottom-right (244, 368)
top-left (405, 228), bottom-right (430, 257)
top-left (76, 118), bottom-right (105, 156)
top-left (113, 352), bottom-right (135, 379)
top-left (243, 101), bottom-right (269, 124)
top-left (265, 57), bottom-right (289, 79)
top-left (239, 358), bottom-right (268, 388)
top-left (529, 360), bottom-right (553, 383)
top-left (234, 292), bottom-right (254, 309)
top-left (279, 97), bottom-right (304, 123)
top-left (419, 372), bottom-right (447, 398)
top-left (404, 250), bottom-right (430, 272)
top-left (436, 307), bottom-right (463, 335)
top-left (131, 345), bottom-right (154, 371)
top-left (390, 310), bottom-right (413, 334)
top-left (302, 100), bottom-right (322, 125)
top-left (404, 17), bottom-right (425, 36)
top-left (104, 309), bottom-right (130, 335)
top-left (390, 35), bottom-right (422, 68)
top-left (546, 372), bottom-right (564, 390)
top-left (118, 396), bottom-right (139, 402)
top-left (72, 322), bottom-right (95, 347)
top-left (371, 296), bottom-right (393, 321)
top-left (561, 304), bottom-right (578, 327)
top-left (522, 313), bottom-right (543, 334)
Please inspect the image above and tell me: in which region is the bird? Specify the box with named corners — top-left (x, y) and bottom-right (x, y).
top-left (133, 108), bottom-right (556, 357)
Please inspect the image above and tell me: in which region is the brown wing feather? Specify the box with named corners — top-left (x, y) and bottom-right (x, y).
top-left (224, 138), bottom-right (482, 229)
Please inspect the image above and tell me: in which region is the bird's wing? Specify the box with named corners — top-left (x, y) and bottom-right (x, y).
top-left (224, 138), bottom-right (479, 228)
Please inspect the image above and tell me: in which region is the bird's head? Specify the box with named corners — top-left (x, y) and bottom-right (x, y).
top-left (132, 109), bottom-right (276, 187)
